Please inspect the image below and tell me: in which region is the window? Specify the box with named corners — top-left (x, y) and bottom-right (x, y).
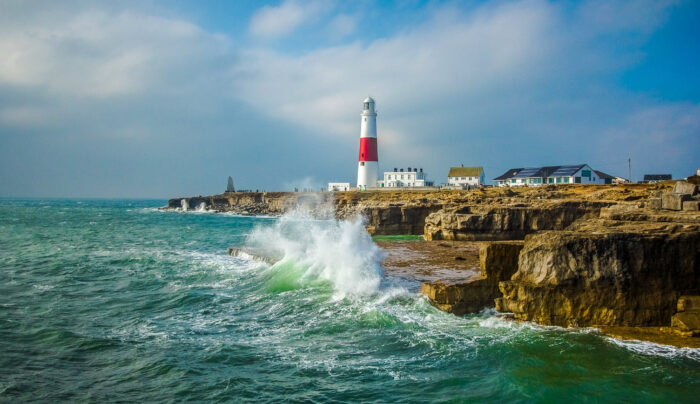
top-left (582, 170), bottom-right (591, 178)
top-left (575, 177), bottom-right (581, 183)
top-left (564, 177), bottom-right (570, 183)
top-left (360, 162), bottom-right (365, 166)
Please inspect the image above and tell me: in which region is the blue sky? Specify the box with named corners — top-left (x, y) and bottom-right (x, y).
top-left (0, 0), bottom-right (698, 197)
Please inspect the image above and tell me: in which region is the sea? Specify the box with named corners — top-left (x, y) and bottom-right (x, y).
top-left (1, 198), bottom-right (699, 402)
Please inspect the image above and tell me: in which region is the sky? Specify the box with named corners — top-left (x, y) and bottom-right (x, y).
top-left (0, 0), bottom-right (698, 198)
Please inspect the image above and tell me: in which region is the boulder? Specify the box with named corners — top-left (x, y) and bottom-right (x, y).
top-left (683, 200), bottom-right (700, 211)
top-left (673, 181), bottom-right (698, 195)
top-left (661, 193), bottom-right (691, 210)
top-left (671, 312), bottom-right (700, 337)
top-left (647, 197), bottom-right (662, 210)
top-left (421, 241), bottom-right (523, 315)
top-left (678, 295), bottom-right (700, 312)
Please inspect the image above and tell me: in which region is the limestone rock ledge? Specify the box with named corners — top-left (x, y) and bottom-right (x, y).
top-left (496, 222), bottom-right (700, 327)
top-left (421, 241), bottom-right (523, 315)
top-left (423, 201), bottom-right (613, 241)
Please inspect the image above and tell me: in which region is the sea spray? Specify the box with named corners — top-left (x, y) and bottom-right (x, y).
top-left (246, 210), bottom-right (383, 297)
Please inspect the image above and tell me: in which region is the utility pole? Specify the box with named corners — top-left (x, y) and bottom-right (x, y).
top-left (628, 157), bottom-right (631, 183)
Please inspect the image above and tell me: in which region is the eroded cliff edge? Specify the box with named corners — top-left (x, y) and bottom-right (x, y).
top-left (168, 182), bottom-right (700, 345)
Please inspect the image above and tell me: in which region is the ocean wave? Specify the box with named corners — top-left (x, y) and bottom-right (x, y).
top-left (605, 337), bottom-right (700, 361)
top-left (245, 210), bottom-right (384, 298)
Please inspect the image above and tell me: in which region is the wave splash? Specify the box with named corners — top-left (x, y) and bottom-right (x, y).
top-left (246, 210), bottom-right (384, 297)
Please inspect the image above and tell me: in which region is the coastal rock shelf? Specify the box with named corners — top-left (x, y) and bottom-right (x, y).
top-left (421, 241), bottom-right (523, 315)
top-left (423, 201), bottom-right (612, 241)
top-left (170, 182), bottom-right (700, 345)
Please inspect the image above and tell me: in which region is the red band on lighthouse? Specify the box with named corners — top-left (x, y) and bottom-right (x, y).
top-left (358, 137), bottom-right (378, 162)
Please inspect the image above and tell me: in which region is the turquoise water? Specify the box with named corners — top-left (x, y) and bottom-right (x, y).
top-left (1, 199), bottom-right (699, 402)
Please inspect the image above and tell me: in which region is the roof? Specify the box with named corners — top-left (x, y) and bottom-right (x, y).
top-left (644, 174), bottom-right (671, 181)
top-left (494, 168), bottom-right (522, 181)
top-left (593, 170), bottom-right (614, 179)
top-left (550, 164), bottom-right (586, 177)
top-left (448, 166), bottom-right (483, 177)
top-left (363, 97), bottom-right (375, 103)
top-left (513, 166), bottom-right (561, 179)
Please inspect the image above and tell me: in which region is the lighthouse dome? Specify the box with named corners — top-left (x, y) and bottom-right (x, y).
top-left (363, 97), bottom-right (375, 104)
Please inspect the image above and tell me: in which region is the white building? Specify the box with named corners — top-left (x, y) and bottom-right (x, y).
top-left (377, 167), bottom-right (431, 188)
top-left (328, 182), bottom-right (350, 192)
top-left (494, 164), bottom-right (614, 186)
top-left (447, 166), bottom-right (485, 188)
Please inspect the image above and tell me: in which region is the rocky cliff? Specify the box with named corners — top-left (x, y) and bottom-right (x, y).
top-left (421, 241), bottom-right (523, 315)
top-left (496, 220), bottom-right (700, 327)
top-left (423, 201), bottom-right (612, 241)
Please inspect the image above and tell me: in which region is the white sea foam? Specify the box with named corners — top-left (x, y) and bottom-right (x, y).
top-left (606, 337), bottom-right (700, 361)
top-left (246, 209), bottom-right (384, 297)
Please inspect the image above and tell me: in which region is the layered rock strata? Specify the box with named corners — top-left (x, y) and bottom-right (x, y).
top-left (496, 220), bottom-right (700, 327)
top-left (421, 241), bottom-right (523, 315)
top-left (423, 201), bottom-right (612, 241)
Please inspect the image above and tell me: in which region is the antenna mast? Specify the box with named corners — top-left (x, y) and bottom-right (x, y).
top-left (628, 158), bottom-right (631, 183)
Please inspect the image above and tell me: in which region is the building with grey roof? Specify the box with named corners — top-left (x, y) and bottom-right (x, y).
top-left (494, 164), bottom-right (614, 187)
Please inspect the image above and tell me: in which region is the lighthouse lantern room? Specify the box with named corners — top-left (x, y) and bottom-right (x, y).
top-left (357, 97), bottom-right (379, 190)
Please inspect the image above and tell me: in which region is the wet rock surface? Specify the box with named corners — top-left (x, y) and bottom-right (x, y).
top-left (377, 241), bottom-right (481, 284)
top-left (420, 241), bottom-right (523, 316)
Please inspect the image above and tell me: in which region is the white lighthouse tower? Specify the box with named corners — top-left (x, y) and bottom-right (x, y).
top-left (357, 97), bottom-right (378, 190)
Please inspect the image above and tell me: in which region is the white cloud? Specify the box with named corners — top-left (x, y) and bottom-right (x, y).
top-left (327, 14), bottom-right (357, 38)
top-left (249, 0), bottom-right (329, 38)
top-left (0, 8), bottom-right (230, 99)
top-left (234, 1), bottom-right (558, 137)
top-left (0, 0), bottom-right (695, 196)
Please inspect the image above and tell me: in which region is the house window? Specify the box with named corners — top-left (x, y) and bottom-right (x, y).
top-left (360, 162), bottom-right (365, 166)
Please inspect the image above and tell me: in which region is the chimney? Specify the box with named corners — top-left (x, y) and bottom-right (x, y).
top-left (394, 167), bottom-right (397, 172)
top-left (400, 168), bottom-right (404, 172)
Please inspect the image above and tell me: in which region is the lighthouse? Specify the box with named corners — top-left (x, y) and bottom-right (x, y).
top-left (357, 97), bottom-right (378, 190)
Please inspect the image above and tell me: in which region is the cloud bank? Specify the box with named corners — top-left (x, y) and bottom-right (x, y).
top-left (0, 0), bottom-right (697, 197)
